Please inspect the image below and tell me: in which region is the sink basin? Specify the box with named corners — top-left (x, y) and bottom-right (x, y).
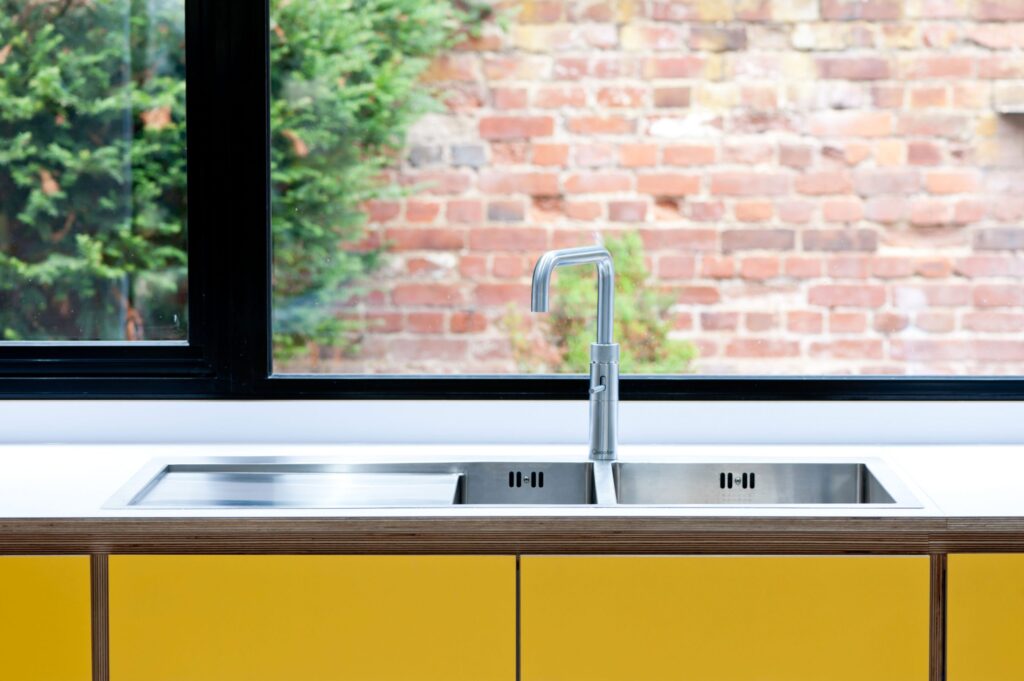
top-left (614, 461), bottom-right (919, 507)
top-left (107, 457), bottom-right (918, 509)
top-left (108, 460), bottom-right (596, 508)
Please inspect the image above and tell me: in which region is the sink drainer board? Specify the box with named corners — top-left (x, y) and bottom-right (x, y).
top-left (105, 458), bottom-right (921, 509)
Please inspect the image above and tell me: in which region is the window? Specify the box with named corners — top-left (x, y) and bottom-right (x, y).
top-left (0, 0), bottom-right (187, 342)
top-left (2, 0), bottom-right (1024, 399)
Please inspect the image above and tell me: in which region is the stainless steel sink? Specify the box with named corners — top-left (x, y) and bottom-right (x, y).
top-left (107, 460), bottom-right (596, 508)
top-left (614, 461), bottom-right (919, 507)
top-left (106, 457), bottom-right (919, 509)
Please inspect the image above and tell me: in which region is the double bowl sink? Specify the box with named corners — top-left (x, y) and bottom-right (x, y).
top-left (107, 458), bottom-right (921, 509)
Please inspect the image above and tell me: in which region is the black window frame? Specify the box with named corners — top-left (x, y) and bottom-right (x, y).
top-left (2, 0), bottom-right (1023, 401)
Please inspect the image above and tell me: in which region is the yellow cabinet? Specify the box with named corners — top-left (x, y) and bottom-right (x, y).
top-left (0, 555), bottom-right (93, 681)
top-left (110, 554), bottom-right (515, 681)
top-left (948, 553), bottom-right (1024, 681)
top-left (522, 555), bottom-right (929, 681)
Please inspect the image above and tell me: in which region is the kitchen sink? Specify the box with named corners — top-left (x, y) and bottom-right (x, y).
top-left (107, 460), bottom-right (597, 508)
top-left (613, 461), bottom-right (919, 507)
top-left (107, 457), bottom-right (919, 509)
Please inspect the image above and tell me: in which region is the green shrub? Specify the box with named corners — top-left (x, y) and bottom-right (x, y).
top-left (0, 0), bottom-right (483, 348)
top-left (507, 233), bottom-right (697, 374)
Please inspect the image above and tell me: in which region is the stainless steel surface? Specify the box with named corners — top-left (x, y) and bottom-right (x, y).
top-left (107, 457), bottom-right (921, 509)
top-left (531, 245), bottom-right (619, 461)
top-left (614, 461), bottom-right (920, 507)
top-left (111, 459), bottom-right (596, 508)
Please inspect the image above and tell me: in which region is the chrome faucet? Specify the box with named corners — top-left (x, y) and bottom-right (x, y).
top-left (531, 246), bottom-right (618, 461)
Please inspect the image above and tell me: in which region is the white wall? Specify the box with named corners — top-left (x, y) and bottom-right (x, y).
top-left (0, 400), bottom-right (1022, 444)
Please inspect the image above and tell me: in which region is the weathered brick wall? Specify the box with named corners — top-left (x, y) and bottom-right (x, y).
top-left (308, 0), bottom-right (1024, 375)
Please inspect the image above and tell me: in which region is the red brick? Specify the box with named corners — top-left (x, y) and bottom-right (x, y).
top-left (640, 228), bottom-right (717, 251)
top-left (492, 255), bottom-right (526, 278)
top-left (658, 255), bottom-right (696, 279)
top-left (388, 338), bottom-right (468, 361)
top-left (809, 284), bottom-right (886, 308)
top-left (710, 172), bottom-right (789, 196)
top-left (664, 144), bottom-right (717, 166)
top-left (963, 312), bottom-right (1024, 333)
top-left (609, 200), bottom-right (648, 222)
top-left (408, 312), bottom-right (446, 333)
top-left (745, 313), bottom-right (778, 332)
top-left (596, 87), bottom-right (646, 108)
top-left (490, 142), bottom-right (528, 165)
top-left (808, 111), bottom-right (893, 138)
top-left (803, 229), bottom-right (878, 252)
top-left (533, 86), bottom-right (586, 108)
top-left (926, 171), bottom-right (981, 195)
top-left (907, 141), bottom-right (942, 166)
top-left (795, 171), bottom-right (853, 196)
top-left (955, 256), bottom-right (1024, 278)
top-left (401, 170), bottom-right (472, 195)
top-left (620, 144), bottom-right (658, 168)
top-left (687, 201), bottom-right (725, 222)
top-left (823, 199), bottom-right (864, 222)
top-left (785, 256), bottom-right (823, 279)
top-left (896, 113), bottom-right (970, 139)
top-left (492, 87), bottom-right (528, 110)
top-left (974, 285), bottom-right (1024, 308)
top-left (893, 284), bottom-right (971, 308)
top-left (459, 255), bottom-right (487, 278)
top-left (914, 258), bottom-right (953, 279)
top-left (902, 55), bottom-right (974, 79)
top-left (573, 144), bottom-right (617, 168)
top-left (810, 340), bottom-right (884, 360)
top-left (871, 257), bottom-right (914, 279)
top-left (567, 116), bottom-right (635, 135)
top-left (874, 312), bottom-right (909, 334)
top-left (817, 57), bottom-right (891, 81)
top-left (654, 87), bottom-right (691, 108)
top-left (975, 229), bottom-right (1024, 251)
top-left (469, 228), bottom-right (548, 252)
top-left (478, 170), bottom-right (559, 195)
top-left (566, 201), bottom-right (603, 220)
top-left (975, 0), bottom-right (1024, 19)
top-left (487, 200), bottom-right (526, 222)
top-left (637, 173), bottom-right (700, 196)
top-left (740, 257), bottom-right (781, 280)
top-left (822, 0), bottom-right (901, 19)
top-left (533, 143), bottom-right (569, 167)
top-left (735, 201), bottom-right (774, 222)
top-left (788, 311), bottom-right (823, 334)
top-left (406, 200), bottom-right (441, 223)
top-left (474, 283), bottom-right (531, 307)
top-left (865, 197), bottom-right (909, 223)
top-left (479, 116), bottom-right (555, 140)
top-left (909, 86), bottom-right (948, 109)
top-left (701, 256), bottom-right (736, 278)
top-left (777, 200), bottom-right (815, 224)
top-left (646, 55), bottom-right (705, 78)
top-left (954, 200), bottom-right (987, 225)
top-left (386, 228), bottom-right (465, 251)
top-left (891, 340), bottom-right (971, 362)
top-left (446, 200), bottom-right (483, 224)
top-left (701, 312), bottom-right (739, 331)
top-left (915, 312), bottom-right (955, 334)
top-left (910, 200), bottom-right (952, 227)
top-left (723, 229), bottom-right (795, 252)
top-left (722, 142), bottom-right (774, 165)
top-left (366, 312), bottom-right (402, 334)
top-left (392, 284), bottom-right (463, 307)
top-left (564, 172), bottom-right (633, 193)
top-left (677, 286), bottom-right (721, 304)
top-left (364, 200), bottom-right (400, 223)
top-left (726, 339), bottom-right (800, 358)
top-left (854, 169), bottom-right (920, 196)
top-left (831, 312), bottom-right (868, 333)
top-left (827, 255), bottom-right (870, 279)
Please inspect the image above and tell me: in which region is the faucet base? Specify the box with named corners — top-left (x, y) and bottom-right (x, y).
top-left (589, 343), bottom-right (619, 462)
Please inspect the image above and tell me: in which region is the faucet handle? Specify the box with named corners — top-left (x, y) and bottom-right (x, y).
top-left (590, 380), bottom-right (607, 395)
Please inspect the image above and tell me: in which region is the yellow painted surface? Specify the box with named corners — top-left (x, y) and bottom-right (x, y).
top-left (522, 555), bottom-right (929, 681)
top-left (110, 555), bottom-right (515, 681)
top-left (0, 555), bottom-right (92, 681)
top-left (948, 553), bottom-right (1024, 681)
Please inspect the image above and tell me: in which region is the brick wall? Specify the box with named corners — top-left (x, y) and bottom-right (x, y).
top-left (291, 0), bottom-right (1024, 375)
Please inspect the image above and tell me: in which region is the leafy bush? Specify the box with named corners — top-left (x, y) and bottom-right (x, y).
top-left (270, 0), bottom-right (487, 359)
top-left (0, 0), bottom-right (187, 340)
top-left (0, 0), bottom-right (482, 348)
top-left (507, 233), bottom-right (697, 374)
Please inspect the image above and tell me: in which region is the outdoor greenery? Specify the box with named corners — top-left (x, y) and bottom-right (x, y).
top-left (507, 233), bottom-right (697, 374)
top-left (0, 0), bottom-right (187, 340)
top-left (0, 0), bottom-right (483, 349)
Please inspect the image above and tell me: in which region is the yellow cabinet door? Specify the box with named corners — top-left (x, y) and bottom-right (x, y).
top-left (948, 553), bottom-right (1024, 681)
top-left (0, 555), bottom-right (92, 681)
top-left (110, 554), bottom-right (514, 681)
top-left (522, 555), bottom-right (929, 681)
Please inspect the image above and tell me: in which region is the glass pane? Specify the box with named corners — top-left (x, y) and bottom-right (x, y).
top-left (0, 0), bottom-right (187, 342)
top-left (272, 0), bottom-right (1024, 376)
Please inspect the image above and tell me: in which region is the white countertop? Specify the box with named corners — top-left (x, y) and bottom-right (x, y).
top-left (0, 443), bottom-right (1022, 519)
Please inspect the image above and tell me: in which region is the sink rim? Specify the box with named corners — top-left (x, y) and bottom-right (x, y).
top-left (105, 455), bottom-right (921, 510)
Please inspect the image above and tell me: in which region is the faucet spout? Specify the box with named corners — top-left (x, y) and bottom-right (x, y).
top-left (531, 245), bottom-right (618, 461)
top-left (530, 245), bottom-right (615, 344)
